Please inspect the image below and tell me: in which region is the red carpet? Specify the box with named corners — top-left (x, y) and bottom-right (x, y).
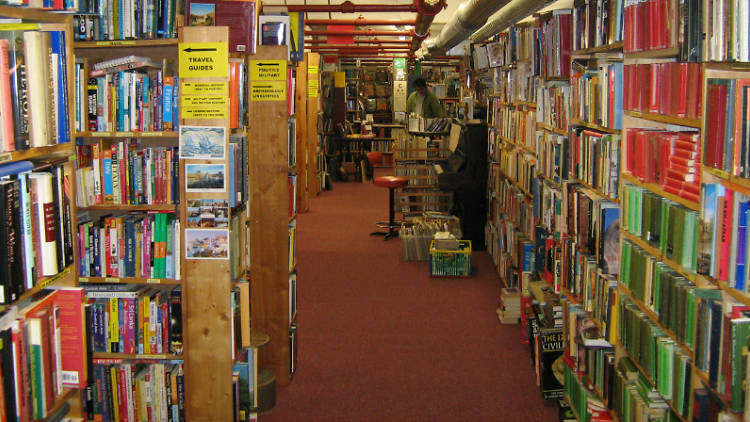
top-left (264, 174), bottom-right (558, 421)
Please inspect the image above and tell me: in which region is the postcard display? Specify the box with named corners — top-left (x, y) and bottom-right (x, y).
top-left (178, 26), bottom-right (234, 421)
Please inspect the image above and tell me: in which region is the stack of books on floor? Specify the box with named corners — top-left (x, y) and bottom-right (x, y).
top-left (497, 287), bottom-right (522, 324)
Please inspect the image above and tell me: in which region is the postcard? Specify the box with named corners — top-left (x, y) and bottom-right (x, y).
top-left (185, 163), bottom-right (226, 192)
top-left (185, 228), bottom-right (229, 259)
top-left (180, 126), bottom-right (226, 159)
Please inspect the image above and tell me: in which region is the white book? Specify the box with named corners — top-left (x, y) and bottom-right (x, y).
top-left (28, 172), bottom-right (59, 276)
top-left (23, 32), bottom-right (51, 148)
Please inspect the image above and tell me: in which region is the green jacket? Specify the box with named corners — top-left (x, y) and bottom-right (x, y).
top-left (405, 91), bottom-right (443, 118)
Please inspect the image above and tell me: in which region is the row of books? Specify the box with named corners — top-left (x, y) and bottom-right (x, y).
top-left (493, 107), bottom-right (536, 152)
top-left (617, 297), bottom-right (692, 418)
top-left (622, 63), bottom-right (703, 121)
top-left (698, 182), bottom-right (750, 289)
top-left (539, 10), bottom-right (572, 78)
top-left (77, 212), bottom-right (180, 279)
top-left (76, 142), bottom-right (179, 207)
top-left (0, 162), bottom-right (75, 304)
top-left (536, 132), bottom-right (568, 185)
top-left (563, 304), bottom-right (615, 395)
top-left (703, 0), bottom-right (750, 63)
top-left (619, 240), bottom-right (697, 348)
top-left (624, 128), bottom-right (701, 202)
top-left (703, 78), bottom-right (750, 177)
top-left (611, 356), bottom-right (682, 421)
top-left (498, 146), bottom-right (537, 196)
top-left (570, 62), bottom-right (623, 131)
top-left (0, 288), bottom-right (87, 421)
top-left (537, 181), bottom-right (562, 235)
top-left (490, 68), bottom-right (538, 105)
top-left (536, 82), bottom-right (569, 131)
top-left (484, 25), bottom-right (539, 71)
top-left (563, 361), bottom-right (613, 422)
top-left (495, 178), bottom-right (536, 241)
top-left (572, 0), bottom-right (624, 51)
top-left (622, 0), bottom-right (676, 53)
top-left (565, 185), bottom-right (619, 274)
top-left (81, 68), bottom-right (179, 133)
top-left (0, 28), bottom-right (71, 152)
top-left (73, 0), bottom-right (179, 41)
top-left (692, 289), bottom-right (750, 413)
top-left (569, 129), bottom-right (620, 200)
top-left (622, 183), bottom-right (699, 272)
top-left (229, 134), bottom-right (249, 209)
top-left (86, 360), bottom-right (184, 422)
top-left (86, 285), bottom-right (182, 355)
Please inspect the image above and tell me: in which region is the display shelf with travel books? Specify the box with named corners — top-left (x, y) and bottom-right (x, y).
top-left (72, 0), bottom-right (182, 42)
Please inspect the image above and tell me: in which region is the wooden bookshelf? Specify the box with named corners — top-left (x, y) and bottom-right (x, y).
top-left (78, 276), bottom-right (182, 285)
top-left (569, 119), bottom-right (621, 134)
top-left (624, 111), bottom-right (701, 128)
top-left (569, 177), bottom-right (619, 204)
top-left (78, 204), bottom-right (178, 211)
top-left (620, 230), bottom-right (698, 283)
top-left (75, 38), bottom-right (179, 48)
top-left (621, 172), bottom-right (700, 211)
top-left (537, 122), bottom-right (568, 136)
top-left (572, 41), bottom-right (624, 55)
top-left (74, 131), bottom-right (180, 138)
top-left (0, 143), bottom-right (74, 163)
top-left (92, 352), bottom-right (183, 360)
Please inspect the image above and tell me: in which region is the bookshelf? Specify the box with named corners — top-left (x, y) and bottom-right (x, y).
top-left (478, 0), bottom-right (750, 420)
top-left (306, 53), bottom-right (321, 198)
top-left (393, 130), bottom-right (452, 216)
top-left (0, 6), bottom-right (94, 421)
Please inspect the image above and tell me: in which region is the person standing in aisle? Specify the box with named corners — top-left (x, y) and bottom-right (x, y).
top-left (406, 77), bottom-right (444, 118)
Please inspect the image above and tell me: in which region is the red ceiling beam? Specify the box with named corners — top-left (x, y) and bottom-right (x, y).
top-left (286, 1), bottom-right (415, 13)
top-left (305, 29), bottom-right (413, 37)
top-left (305, 18), bottom-right (416, 26)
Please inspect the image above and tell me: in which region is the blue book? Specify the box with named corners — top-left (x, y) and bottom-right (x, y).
top-left (613, 62), bottom-right (623, 130)
top-left (102, 152), bottom-right (113, 199)
top-left (45, 31), bottom-right (70, 144)
top-left (163, 81), bottom-right (173, 128)
top-left (736, 203), bottom-right (750, 291)
top-left (0, 160), bottom-right (32, 178)
top-left (522, 243), bottom-right (534, 271)
top-left (118, 298), bottom-right (124, 352)
top-left (228, 143), bottom-right (236, 208)
top-left (172, 76), bottom-right (179, 128)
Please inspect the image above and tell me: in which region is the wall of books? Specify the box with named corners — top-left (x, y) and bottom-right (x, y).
top-left (480, 1), bottom-right (750, 421)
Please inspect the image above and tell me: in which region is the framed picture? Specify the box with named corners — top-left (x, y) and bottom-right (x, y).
top-left (187, 199), bottom-right (230, 228)
top-left (185, 163), bottom-right (226, 192)
top-left (185, 228), bottom-right (229, 259)
top-left (180, 126), bottom-right (226, 159)
top-left (188, 2), bottom-right (216, 26)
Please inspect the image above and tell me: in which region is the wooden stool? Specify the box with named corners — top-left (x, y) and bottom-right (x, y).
top-left (371, 176), bottom-right (408, 240)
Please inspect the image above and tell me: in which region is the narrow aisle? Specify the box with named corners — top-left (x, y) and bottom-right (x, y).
top-left (265, 178), bottom-right (557, 421)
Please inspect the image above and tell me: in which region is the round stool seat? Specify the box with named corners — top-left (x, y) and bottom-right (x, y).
top-left (367, 151), bottom-right (383, 166)
top-left (374, 176), bottom-right (408, 189)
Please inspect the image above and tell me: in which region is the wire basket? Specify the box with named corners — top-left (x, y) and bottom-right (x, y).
top-left (429, 240), bottom-right (472, 277)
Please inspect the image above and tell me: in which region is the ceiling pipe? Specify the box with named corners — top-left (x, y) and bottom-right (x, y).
top-left (469, 0), bottom-right (557, 43)
top-left (305, 18), bottom-right (416, 26)
top-left (410, 0), bottom-right (446, 54)
top-left (305, 39), bottom-right (412, 45)
top-left (420, 0), bottom-right (510, 57)
top-left (305, 29), bottom-right (413, 37)
top-left (286, 1), bottom-right (415, 13)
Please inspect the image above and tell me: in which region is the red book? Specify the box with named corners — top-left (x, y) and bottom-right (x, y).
top-left (666, 168), bottom-right (697, 183)
top-left (682, 182), bottom-right (701, 196)
top-left (228, 61), bottom-right (239, 129)
top-left (12, 320), bottom-right (30, 422)
top-left (704, 82), bottom-right (728, 169)
top-left (649, 63), bottom-right (660, 113)
top-left (117, 365), bottom-right (128, 422)
top-left (677, 63), bottom-right (689, 117)
top-left (718, 190), bottom-right (734, 280)
top-left (664, 175), bottom-right (685, 191)
top-left (657, 132), bottom-right (672, 184)
top-left (0, 40), bottom-right (14, 153)
top-left (670, 155), bottom-right (696, 167)
top-left (52, 288), bottom-right (87, 388)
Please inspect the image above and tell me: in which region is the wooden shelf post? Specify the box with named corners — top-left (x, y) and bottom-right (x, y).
top-left (178, 26), bottom-right (233, 421)
top-left (249, 45), bottom-right (294, 386)
top-left (295, 54), bottom-right (309, 213)
top-left (306, 52), bottom-right (321, 199)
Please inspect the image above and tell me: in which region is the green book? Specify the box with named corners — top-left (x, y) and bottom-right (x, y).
top-left (730, 317), bottom-right (750, 411)
top-left (27, 317), bottom-right (45, 419)
top-left (660, 199), bottom-right (670, 255)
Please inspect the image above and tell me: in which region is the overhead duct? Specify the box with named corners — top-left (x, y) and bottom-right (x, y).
top-left (469, 0), bottom-right (557, 43)
top-left (422, 0), bottom-right (509, 56)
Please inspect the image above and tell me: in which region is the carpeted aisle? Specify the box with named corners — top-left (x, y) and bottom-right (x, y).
top-left (264, 175), bottom-right (558, 422)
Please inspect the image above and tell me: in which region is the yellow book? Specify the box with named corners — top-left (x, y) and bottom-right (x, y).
top-left (143, 295), bottom-right (150, 354)
top-left (110, 367), bottom-right (121, 422)
top-left (109, 298), bottom-right (119, 352)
